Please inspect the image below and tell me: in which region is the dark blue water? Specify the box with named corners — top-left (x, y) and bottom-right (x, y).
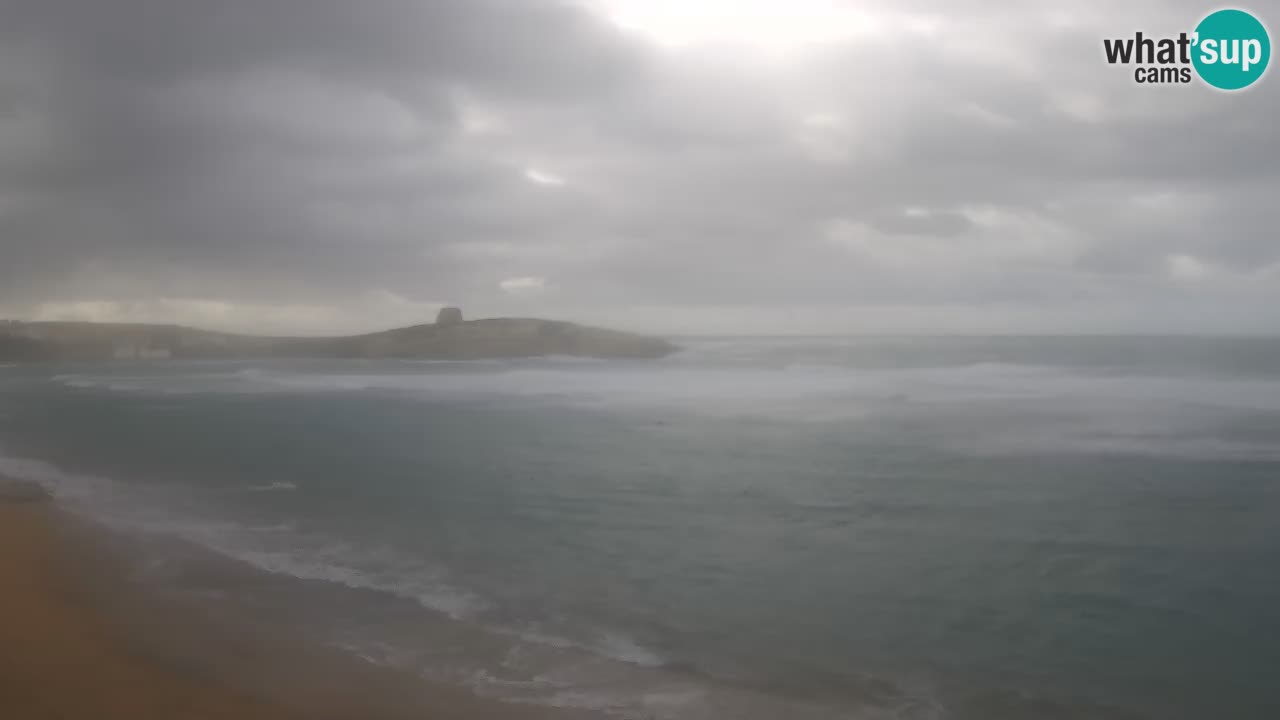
top-left (1, 336), bottom-right (1278, 719)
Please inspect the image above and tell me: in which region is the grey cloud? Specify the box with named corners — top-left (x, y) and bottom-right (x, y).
top-left (1, 0), bottom-right (1278, 333)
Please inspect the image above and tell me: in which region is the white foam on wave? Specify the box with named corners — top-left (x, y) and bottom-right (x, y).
top-left (0, 451), bottom-right (114, 502)
top-left (496, 624), bottom-right (666, 669)
top-left (54, 372), bottom-right (241, 395)
top-left (230, 545), bottom-right (485, 620)
top-left (34, 348), bottom-right (1280, 466)
top-left (0, 441), bottom-right (943, 719)
top-left (41, 355), bottom-right (1280, 443)
top-left (0, 448), bottom-right (673, 679)
top-left (0, 450), bottom-right (486, 621)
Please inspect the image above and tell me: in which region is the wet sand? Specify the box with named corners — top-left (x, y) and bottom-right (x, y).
top-left (0, 478), bottom-right (590, 720)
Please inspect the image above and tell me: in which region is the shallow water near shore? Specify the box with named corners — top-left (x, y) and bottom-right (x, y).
top-left (2, 336), bottom-right (1279, 719)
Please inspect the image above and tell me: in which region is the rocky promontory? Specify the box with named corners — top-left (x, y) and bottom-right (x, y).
top-left (0, 311), bottom-right (677, 362)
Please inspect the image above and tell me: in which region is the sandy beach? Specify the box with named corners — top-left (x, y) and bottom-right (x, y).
top-left (0, 487), bottom-right (305, 718)
top-left (0, 478), bottom-right (588, 720)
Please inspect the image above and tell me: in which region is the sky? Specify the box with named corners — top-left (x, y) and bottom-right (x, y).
top-left (1, 0), bottom-right (1277, 335)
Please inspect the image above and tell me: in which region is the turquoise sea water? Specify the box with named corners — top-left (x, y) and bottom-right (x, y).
top-left (1, 336), bottom-right (1278, 719)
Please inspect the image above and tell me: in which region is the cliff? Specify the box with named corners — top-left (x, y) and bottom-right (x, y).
top-left (0, 317), bottom-right (677, 362)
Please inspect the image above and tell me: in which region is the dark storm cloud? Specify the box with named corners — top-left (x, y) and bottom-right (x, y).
top-left (1, 0), bottom-right (1277, 333)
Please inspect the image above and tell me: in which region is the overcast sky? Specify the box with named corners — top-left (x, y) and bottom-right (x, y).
top-left (1, 0), bottom-right (1277, 335)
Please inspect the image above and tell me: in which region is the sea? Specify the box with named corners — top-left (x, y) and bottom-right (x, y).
top-left (1, 335), bottom-right (1278, 719)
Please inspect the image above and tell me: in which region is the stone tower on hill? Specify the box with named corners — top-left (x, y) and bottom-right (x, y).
top-left (436, 306), bottom-right (463, 325)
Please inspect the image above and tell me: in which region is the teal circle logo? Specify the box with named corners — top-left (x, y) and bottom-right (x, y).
top-left (1192, 9), bottom-right (1271, 90)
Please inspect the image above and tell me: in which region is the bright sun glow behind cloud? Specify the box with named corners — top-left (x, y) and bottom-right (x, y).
top-left (589, 0), bottom-right (938, 54)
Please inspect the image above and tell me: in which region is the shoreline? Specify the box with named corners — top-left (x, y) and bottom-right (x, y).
top-left (0, 477), bottom-right (594, 720)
